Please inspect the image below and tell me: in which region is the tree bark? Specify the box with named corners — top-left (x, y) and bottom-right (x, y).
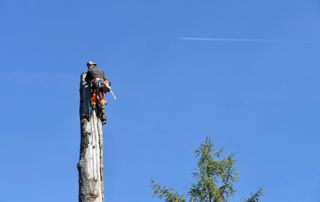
top-left (78, 73), bottom-right (104, 202)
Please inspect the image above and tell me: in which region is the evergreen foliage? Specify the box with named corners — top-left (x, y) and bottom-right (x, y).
top-left (151, 137), bottom-right (262, 202)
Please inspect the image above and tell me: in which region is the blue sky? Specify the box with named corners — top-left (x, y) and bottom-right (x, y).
top-left (1, 0), bottom-right (320, 201)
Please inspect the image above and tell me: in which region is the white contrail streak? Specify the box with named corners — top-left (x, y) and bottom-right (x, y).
top-left (180, 37), bottom-right (307, 43)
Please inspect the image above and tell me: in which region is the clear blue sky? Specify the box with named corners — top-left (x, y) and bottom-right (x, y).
top-left (1, 0), bottom-right (320, 201)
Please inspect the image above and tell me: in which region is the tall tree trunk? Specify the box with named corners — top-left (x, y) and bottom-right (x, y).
top-left (78, 73), bottom-right (104, 202)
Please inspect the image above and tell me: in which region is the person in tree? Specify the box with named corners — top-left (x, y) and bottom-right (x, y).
top-left (85, 60), bottom-right (111, 124)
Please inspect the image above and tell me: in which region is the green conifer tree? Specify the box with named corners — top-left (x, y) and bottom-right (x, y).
top-left (151, 137), bottom-right (262, 202)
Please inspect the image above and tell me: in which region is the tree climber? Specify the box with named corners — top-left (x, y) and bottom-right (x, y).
top-left (85, 60), bottom-right (111, 124)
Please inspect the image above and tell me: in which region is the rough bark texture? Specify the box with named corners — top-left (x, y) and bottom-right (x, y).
top-left (78, 73), bottom-right (104, 202)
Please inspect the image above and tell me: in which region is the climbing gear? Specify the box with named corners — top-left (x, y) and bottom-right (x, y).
top-left (89, 78), bottom-right (109, 124)
top-left (100, 99), bottom-right (106, 105)
top-left (90, 78), bottom-right (106, 102)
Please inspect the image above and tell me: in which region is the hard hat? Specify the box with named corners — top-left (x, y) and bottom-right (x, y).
top-left (87, 61), bottom-right (97, 66)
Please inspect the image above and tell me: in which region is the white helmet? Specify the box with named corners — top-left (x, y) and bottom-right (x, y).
top-left (87, 60), bottom-right (97, 66)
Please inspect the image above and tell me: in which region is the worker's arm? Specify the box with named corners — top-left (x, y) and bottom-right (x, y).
top-left (85, 69), bottom-right (93, 83)
top-left (85, 74), bottom-right (90, 83)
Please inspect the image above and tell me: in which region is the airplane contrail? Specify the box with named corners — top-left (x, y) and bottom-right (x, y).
top-left (180, 37), bottom-right (308, 43)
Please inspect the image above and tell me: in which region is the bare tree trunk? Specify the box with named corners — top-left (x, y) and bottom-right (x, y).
top-left (78, 73), bottom-right (104, 202)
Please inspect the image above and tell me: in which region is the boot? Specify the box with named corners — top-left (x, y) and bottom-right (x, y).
top-left (99, 104), bottom-right (107, 124)
top-left (101, 113), bottom-right (107, 125)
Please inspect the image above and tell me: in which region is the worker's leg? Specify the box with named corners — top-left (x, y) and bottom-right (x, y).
top-left (90, 89), bottom-right (97, 106)
top-left (98, 90), bottom-right (107, 124)
top-left (99, 90), bottom-right (106, 105)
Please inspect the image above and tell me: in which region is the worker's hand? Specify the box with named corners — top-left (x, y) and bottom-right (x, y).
top-left (102, 84), bottom-right (110, 93)
top-left (104, 80), bottom-right (111, 86)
